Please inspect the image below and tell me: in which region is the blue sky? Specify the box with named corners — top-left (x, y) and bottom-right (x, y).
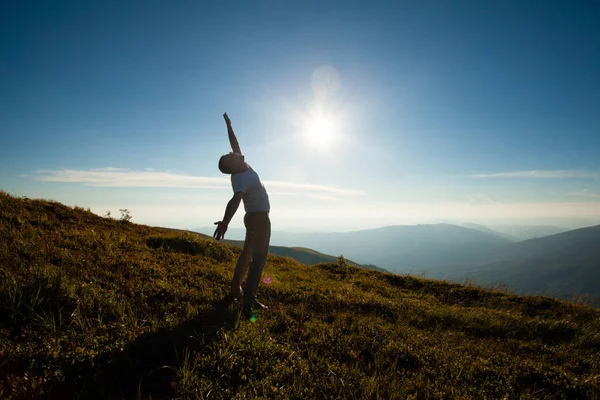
top-left (2, 0), bottom-right (600, 231)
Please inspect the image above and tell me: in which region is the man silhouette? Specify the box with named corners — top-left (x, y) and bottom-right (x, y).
top-left (214, 113), bottom-right (271, 315)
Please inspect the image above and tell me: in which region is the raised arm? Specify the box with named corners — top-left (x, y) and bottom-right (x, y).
top-left (223, 113), bottom-right (242, 154)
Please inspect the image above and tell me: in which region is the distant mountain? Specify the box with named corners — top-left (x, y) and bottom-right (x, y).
top-left (486, 224), bottom-right (569, 240)
top-left (199, 224), bottom-right (512, 274)
top-left (459, 223), bottom-right (519, 241)
top-left (196, 223), bottom-right (600, 301)
top-left (446, 225), bottom-right (600, 300)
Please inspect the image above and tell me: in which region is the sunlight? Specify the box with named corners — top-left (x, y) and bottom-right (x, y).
top-left (303, 113), bottom-right (338, 150)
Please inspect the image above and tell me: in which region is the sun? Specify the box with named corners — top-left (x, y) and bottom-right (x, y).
top-left (304, 114), bottom-right (337, 150)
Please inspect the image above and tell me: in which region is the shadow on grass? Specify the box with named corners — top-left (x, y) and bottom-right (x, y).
top-left (70, 298), bottom-right (241, 400)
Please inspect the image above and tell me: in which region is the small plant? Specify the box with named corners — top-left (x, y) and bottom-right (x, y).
top-left (119, 209), bottom-right (132, 223)
top-left (104, 211), bottom-right (112, 219)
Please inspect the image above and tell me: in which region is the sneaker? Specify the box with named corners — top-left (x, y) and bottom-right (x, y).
top-left (246, 299), bottom-right (268, 310)
top-left (223, 293), bottom-right (243, 305)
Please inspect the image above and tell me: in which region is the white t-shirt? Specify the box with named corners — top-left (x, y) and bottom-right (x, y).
top-left (231, 166), bottom-right (270, 213)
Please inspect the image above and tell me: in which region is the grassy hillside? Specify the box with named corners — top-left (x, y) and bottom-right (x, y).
top-left (1, 191), bottom-right (599, 399)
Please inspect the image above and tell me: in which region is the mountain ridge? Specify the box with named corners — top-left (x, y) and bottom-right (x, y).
top-left (446, 224), bottom-right (600, 301)
top-left (196, 223), bottom-right (600, 301)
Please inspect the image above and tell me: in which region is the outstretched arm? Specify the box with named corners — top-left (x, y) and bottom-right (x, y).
top-left (223, 113), bottom-right (242, 154)
top-left (213, 191), bottom-right (243, 240)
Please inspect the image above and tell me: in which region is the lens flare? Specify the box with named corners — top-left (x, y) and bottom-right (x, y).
top-left (311, 65), bottom-right (341, 98)
top-left (264, 276), bottom-right (272, 284)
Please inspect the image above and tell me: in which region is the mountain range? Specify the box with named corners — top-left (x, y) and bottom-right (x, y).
top-left (196, 223), bottom-right (571, 244)
top-left (460, 223), bottom-right (570, 241)
top-left (196, 222), bottom-right (600, 301)
top-left (197, 223), bottom-right (512, 273)
top-left (446, 225), bottom-right (600, 300)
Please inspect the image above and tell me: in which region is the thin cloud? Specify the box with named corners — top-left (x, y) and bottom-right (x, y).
top-left (90, 167), bottom-right (130, 172)
top-left (567, 190), bottom-right (600, 198)
top-left (471, 170), bottom-right (600, 179)
top-left (34, 169), bottom-right (229, 189)
top-left (32, 168), bottom-right (365, 197)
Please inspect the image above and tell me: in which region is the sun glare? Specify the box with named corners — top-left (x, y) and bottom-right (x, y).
top-left (304, 114), bottom-right (337, 150)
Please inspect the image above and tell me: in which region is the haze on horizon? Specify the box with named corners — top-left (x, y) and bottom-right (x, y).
top-left (2, 1), bottom-right (600, 232)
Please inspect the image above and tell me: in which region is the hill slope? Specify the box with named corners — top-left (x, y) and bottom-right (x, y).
top-left (446, 225), bottom-right (600, 300)
top-left (1, 192), bottom-right (599, 399)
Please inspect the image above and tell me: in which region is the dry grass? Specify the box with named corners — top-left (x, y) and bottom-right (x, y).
top-left (1, 191), bottom-right (599, 399)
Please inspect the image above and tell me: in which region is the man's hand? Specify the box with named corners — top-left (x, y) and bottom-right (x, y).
top-left (214, 193), bottom-right (242, 241)
top-left (213, 221), bottom-right (228, 240)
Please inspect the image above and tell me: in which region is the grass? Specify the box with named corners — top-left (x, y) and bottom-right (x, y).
top-left (0, 190), bottom-right (599, 399)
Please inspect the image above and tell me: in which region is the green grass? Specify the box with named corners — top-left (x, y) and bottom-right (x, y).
top-left (0, 191), bottom-right (599, 399)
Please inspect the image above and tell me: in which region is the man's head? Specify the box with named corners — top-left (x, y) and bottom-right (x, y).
top-left (218, 152), bottom-right (246, 174)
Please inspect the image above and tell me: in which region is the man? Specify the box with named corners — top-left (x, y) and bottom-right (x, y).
top-left (214, 113), bottom-right (271, 315)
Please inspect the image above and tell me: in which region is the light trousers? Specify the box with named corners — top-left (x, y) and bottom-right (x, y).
top-left (230, 212), bottom-right (271, 301)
